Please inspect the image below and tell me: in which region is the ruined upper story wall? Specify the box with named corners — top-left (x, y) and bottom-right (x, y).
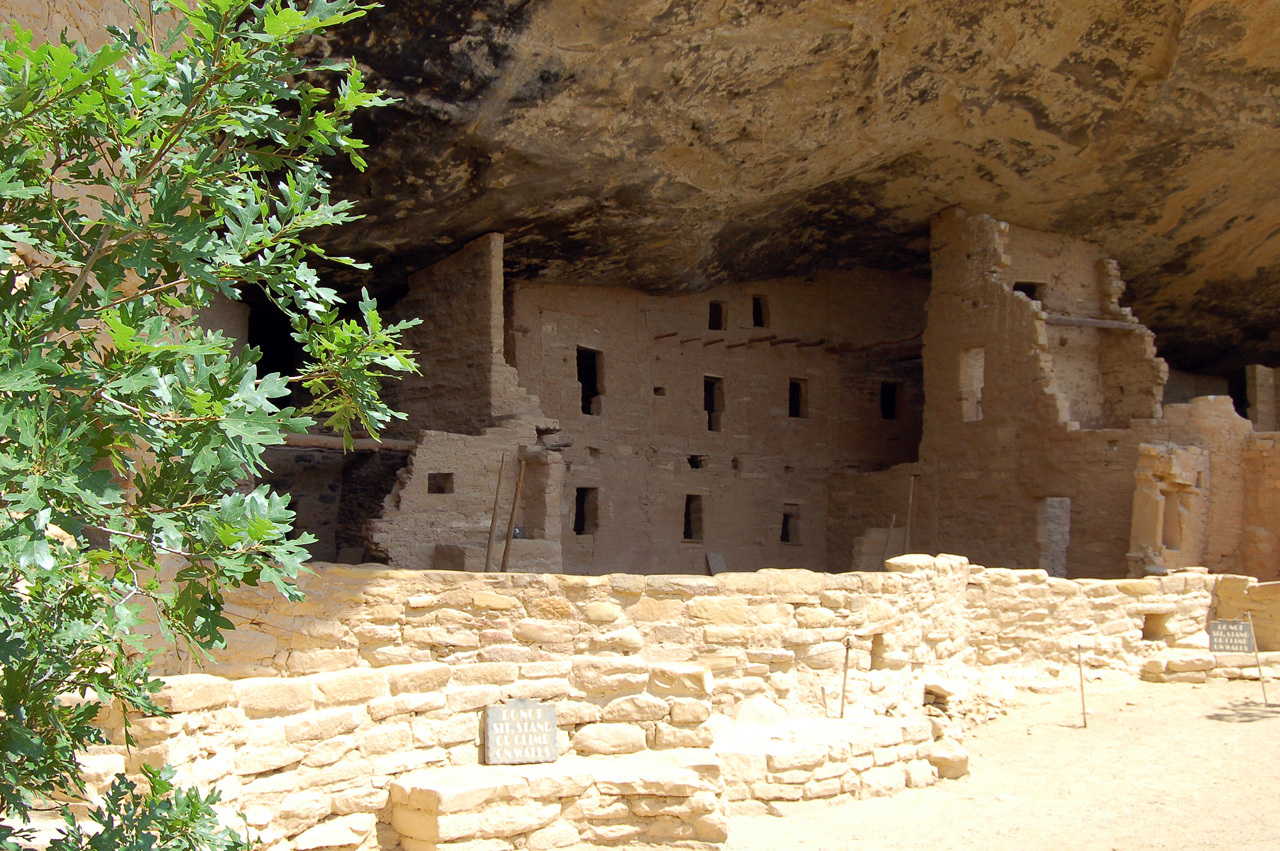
top-left (922, 209), bottom-right (1169, 577)
top-left (509, 270), bottom-right (928, 574)
top-left (383, 234), bottom-right (541, 437)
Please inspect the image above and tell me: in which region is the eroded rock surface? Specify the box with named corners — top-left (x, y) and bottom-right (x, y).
top-left (311, 0), bottom-right (1280, 374)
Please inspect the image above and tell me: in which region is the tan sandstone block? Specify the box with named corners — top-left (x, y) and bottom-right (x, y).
top-left (234, 678), bottom-right (315, 718)
top-left (669, 698), bottom-right (711, 724)
top-left (585, 601), bottom-right (622, 623)
top-left (513, 619), bottom-right (575, 644)
top-left (571, 723), bottom-right (647, 755)
top-left (288, 706), bottom-right (368, 742)
top-left (654, 723), bottom-right (714, 748)
top-left (294, 814), bottom-right (377, 850)
top-left (626, 597), bottom-right (685, 622)
top-left (602, 694), bottom-right (669, 722)
top-left (688, 596), bottom-right (748, 624)
top-left (471, 591), bottom-right (522, 611)
top-left (590, 626), bottom-right (644, 653)
top-left (313, 669), bottom-right (388, 706)
top-left (154, 675), bottom-right (234, 713)
top-left (570, 656), bottom-right (649, 694)
top-left (452, 663), bottom-right (519, 686)
top-left (649, 662), bottom-right (712, 696)
top-left (386, 662), bottom-right (453, 695)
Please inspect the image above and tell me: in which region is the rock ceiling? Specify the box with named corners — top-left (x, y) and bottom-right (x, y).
top-left (311, 0), bottom-right (1280, 375)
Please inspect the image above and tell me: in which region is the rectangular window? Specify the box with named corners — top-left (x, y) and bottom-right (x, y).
top-left (781, 505), bottom-right (800, 545)
top-left (788, 379), bottom-right (808, 418)
top-left (708, 301), bottom-right (726, 331)
top-left (577, 347), bottom-right (602, 415)
top-left (1162, 491), bottom-right (1182, 551)
top-left (752, 295), bottom-right (769, 328)
top-left (880, 382), bottom-right (898, 420)
top-left (683, 494), bottom-right (703, 542)
top-left (427, 473), bottom-right (454, 494)
top-left (687, 454), bottom-right (708, 469)
top-left (704, 376), bottom-right (724, 431)
top-left (1013, 281), bottom-right (1042, 302)
top-left (960, 347), bottom-right (985, 422)
top-left (573, 487), bottom-right (599, 535)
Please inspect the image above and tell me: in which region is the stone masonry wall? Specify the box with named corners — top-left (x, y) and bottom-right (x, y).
top-left (88, 557), bottom-right (1280, 851)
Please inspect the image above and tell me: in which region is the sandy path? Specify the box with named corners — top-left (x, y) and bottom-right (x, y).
top-left (728, 678), bottom-right (1280, 851)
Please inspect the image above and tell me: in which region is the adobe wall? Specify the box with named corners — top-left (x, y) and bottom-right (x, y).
top-left (507, 271), bottom-right (928, 575)
top-left (383, 234), bottom-right (542, 438)
top-left (915, 209), bottom-right (1166, 577)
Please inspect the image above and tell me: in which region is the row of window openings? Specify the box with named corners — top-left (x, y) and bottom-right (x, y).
top-left (574, 487), bottom-right (800, 544)
top-left (580, 348), bottom-right (901, 424)
top-left (707, 295), bottom-right (770, 331)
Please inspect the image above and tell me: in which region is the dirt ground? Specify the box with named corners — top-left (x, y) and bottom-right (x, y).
top-left (728, 677), bottom-right (1280, 851)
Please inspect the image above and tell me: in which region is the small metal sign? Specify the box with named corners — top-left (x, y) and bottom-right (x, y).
top-left (483, 699), bottom-right (557, 765)
top-left (1209, 619), bottom-right (1255, 653)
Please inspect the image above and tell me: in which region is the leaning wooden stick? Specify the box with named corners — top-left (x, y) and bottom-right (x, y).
top-left (1077, 645), bottom-right (1088, 729)
top-left (483, 453), bottom-right (506, 573)
top-left (840, 637), bottom-right (852, 719)
top-left (500, 458), bottom-right (528, 574)
top-left (1246, 611), bottom-right (1269, 706)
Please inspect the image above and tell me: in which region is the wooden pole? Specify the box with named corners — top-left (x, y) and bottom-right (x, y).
top-left (499, 458), bottom-right (528, 574)
top-left (483, 453), bottom-right (506, 573)
top-left (880, 514), bottom-right (896, 569)
top-left (1077, 645), bottom-right (1088, 729)
top-left (905, 474), bottom-right (918, 553)
top-left (1247, 611), bottom-right (1269, 706)
top-left (840, 637), bottom-right (852, 719)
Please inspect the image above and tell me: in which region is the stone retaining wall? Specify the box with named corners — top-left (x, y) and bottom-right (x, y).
top-left (90, 557), bottom-right (1280, 851)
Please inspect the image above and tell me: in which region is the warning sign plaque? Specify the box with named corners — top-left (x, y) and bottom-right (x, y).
top-left (1208, 619), bottom-right (1255, 654)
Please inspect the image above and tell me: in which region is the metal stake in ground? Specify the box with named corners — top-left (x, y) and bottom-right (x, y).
top-left (840, 637), bottom-right (852, 720)
top-left (1246, 611), bottom-right (1269, 706)
top-left (1077, 645), bottom-right (1088, 729)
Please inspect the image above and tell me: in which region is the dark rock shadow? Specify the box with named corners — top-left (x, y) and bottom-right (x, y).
top-left (1205, 698), bottom-right (1280, 723)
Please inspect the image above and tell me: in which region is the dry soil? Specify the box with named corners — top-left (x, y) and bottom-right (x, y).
top-left (728, 677), bottom-right (1280, 851)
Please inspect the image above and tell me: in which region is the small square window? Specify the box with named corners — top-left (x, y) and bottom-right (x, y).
top-left (781, 505), bottom-right (800, 545)
top-left (880, 382), bottom-right (898, 420)
top-left (788, 379), bottom-right (808, 418)
top-left (688, 454), bottom-right (708, 469)
top-left (574, 487), bottom-right (599, 535)
top-left (683, 494), bottom-right (703, 542)
top-left (653, 386), bottom-right (667, 396)
top-left (427, 473), bottom-right (454, 494)
top-left (708, 301), bottom-right (726, 331)
top-left (752, 295), bottom-right (769, 328)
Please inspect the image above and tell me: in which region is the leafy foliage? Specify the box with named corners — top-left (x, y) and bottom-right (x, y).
top-left (0, 1), bottom-right (414, 847)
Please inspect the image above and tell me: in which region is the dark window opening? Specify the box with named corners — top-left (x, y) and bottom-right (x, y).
top-left (1142, 613), bottom-right (1172, 642)
top-left (788, 379), bottom-right (808, 418)
top-left (704, 376), bottom-right (724, 431)
top-left (731, 457), bottom-right (740, 471)
top-left (870, 634), bottom-right (887, 670)
top-left (1013, 282), bottom-right (1042, 302)
top-left (880, 382), bottom-right (899, 420)
top-left (573, 487), bottom-right (599, 535)
top-left (427, 473), bottom-right (454, 494)
top-left (577, 347), bottom-right (602, 415)
top-left (752, 295), bottom-right (769, 328)
top-left (688, 454), bottom-right (708, 469)
top-left (781, 505), bottom-right (800, 545)
top-left (708, 301), bottom-right (726, 331)
top-left (683, 494), bottom-right (703, 542)
top-left (653, 386), bottom-right (666, 396)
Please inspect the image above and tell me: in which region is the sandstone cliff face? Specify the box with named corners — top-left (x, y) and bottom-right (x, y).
top-left (312, 0), bottom-right (1280, 376)
top-left (7, 0), bottom-right (1279, 375)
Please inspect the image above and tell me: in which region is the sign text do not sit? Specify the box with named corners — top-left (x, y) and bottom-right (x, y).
top-left (483, 699), bottom-right (557, 765)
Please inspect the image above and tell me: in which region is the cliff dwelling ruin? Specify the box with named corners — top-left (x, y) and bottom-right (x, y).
top-left (8, 2), bottom-right (1280, 851)
top-left (235, 209), bottom-right (1280, 584)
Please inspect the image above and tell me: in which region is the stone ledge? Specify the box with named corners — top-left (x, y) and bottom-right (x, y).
top-left (390, 750), bottom-right (727, 850)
